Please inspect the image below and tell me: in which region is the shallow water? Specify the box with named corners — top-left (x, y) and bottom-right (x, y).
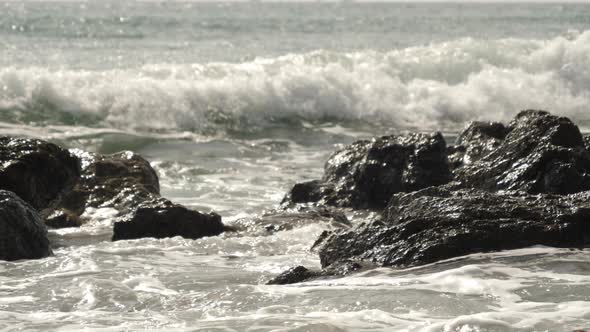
top-left (2, 2), bottom-right (590, 331)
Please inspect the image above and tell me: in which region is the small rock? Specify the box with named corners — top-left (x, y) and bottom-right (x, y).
top-left (45, 209), bottom-right (84, 228)
top-left (267, 266), bottom-right (321, 285)
top-left (112, 198), bottom-right (224, 241)
top-left (233, 205), bottom-right (349, 235)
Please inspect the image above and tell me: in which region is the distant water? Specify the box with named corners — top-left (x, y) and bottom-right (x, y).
top-left (1, 2), bottom-right (590, 331)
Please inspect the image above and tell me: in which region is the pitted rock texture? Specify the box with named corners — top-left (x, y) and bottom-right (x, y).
top-left (283, 132), bottom-right (452, 209)
top-left (455, 110), bottom-right (590, 194)
top-left (318, 187), bottom-right (590, 268)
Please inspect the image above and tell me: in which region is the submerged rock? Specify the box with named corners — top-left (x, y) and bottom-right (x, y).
top-left (267, 266), bottom-right (322, 285)
top-left (232, 205), bottom-right (350, 235)
top-left (0, 137), bottom-right (79, 212)
top-left (112, 198), bottom-right (224, 241)
top-left (455, 110), bottom-right (590, 194)
top-left (0, 190), bottom-right (52, 261)
top-left (45, 209), bottom-right (84, 229)
top-left (267, 261), bottom-right (371, 285)
top-left (318, 187), bottom-right (590, 268)
top-left (283, 132), bottom-right (452, 209)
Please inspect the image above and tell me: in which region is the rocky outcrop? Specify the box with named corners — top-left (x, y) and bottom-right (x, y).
top-left (112, 198), bottom-right (225, 241)
top-left (0, 190), bottom-right (52, 261)
top-left (0, 136), bottom-right (226, 242)
top-left (0, 137), bottom-right (79, 212)
top-left (455, 110), bottom-right (590, 194)
top-left (318, 187), bottom-right (590, 268)
top-left (584, 134), bottom-right (590, 152)
top-left (282, 132), bottom-right (452, 209)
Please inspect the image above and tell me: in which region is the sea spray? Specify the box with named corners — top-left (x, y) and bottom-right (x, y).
top-left (2, 31), bottom-right (590, 134)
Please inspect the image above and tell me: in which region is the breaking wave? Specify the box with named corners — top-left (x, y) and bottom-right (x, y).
top-left (2, 30), bottom-right (590, 134)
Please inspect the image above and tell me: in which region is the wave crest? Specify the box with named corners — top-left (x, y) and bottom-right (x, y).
top-left (2, 30), bottom-right (590, 133)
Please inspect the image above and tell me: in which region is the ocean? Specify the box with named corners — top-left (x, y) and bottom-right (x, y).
top-left (1, 2), bottom-right (590, 331)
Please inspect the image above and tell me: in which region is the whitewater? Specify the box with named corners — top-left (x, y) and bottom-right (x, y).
top-left (1, 2), bottom-right (590, 331)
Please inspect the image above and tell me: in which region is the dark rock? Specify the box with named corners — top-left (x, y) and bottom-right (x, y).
top-left (455, 110), bottom-right (590, 194)
top-left (267, 266), bottom-right (322, 285)
top-left (233, 205), bottom-right (350, 235)
top-left (57, 150), bottom-right (160, 217)
top-left (0, 190), bottom-right (52, 261)
top-left (318, 187), bottom-right (590, 268)
top-left (267, 261), bottom-right (374, 285)
top-left (584, 134), bottom-right (590, 152)
top-left (112, 198), bottom-right (224, 241)
top-left (283, 132), bottom-right (452, 209)
top-left (452, 121), bottom-right (508, 166)
top-left (0, 137), bottom-right (79, 212)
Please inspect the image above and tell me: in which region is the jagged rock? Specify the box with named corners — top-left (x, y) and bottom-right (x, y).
top-left (318, 187), bottom-right (590, 268)
top-left (451, 121), bottom-right (508, 167)
top-left (455, 110), bottom-right (590, 194)
top-left (0, 190), bottom-right (52, 261)
top-left (112, 198), bottom-right (224, 241)
top-left (232, 205), bottom-right (349, 235)
top-left (57, 150), bottom-right (160, 217)
top-left (584, 134), bottom-right (590, 152)
top-left (282, 132), bottom-right (452, 209)
top-left (0, 137), bottom-right (79, 212)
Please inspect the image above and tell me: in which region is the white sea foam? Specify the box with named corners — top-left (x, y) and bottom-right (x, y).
top-left (2, 31), bottom-right (590, 134)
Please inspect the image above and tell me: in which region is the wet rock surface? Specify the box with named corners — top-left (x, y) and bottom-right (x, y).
top-left (0, 136), bottom-right (227, 244)
top-left (282, 132), bottom-right (452, 209)
top-left (455, 110), bottom-right (590, 194)
top-left (450, 121), bottom-right (508, 168)
top-left (271, 110), bottom-right (590, 280)
top-left (0, 137), bottom-right (79, 212)
top-left (318, 187), bottom-right (590, 268)
top-left (57, 149), bottom-right (160, 217)
top-left (112, 198), bottom-right (225, 241)
top-left (0, 190), bottom-right (52, 261)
